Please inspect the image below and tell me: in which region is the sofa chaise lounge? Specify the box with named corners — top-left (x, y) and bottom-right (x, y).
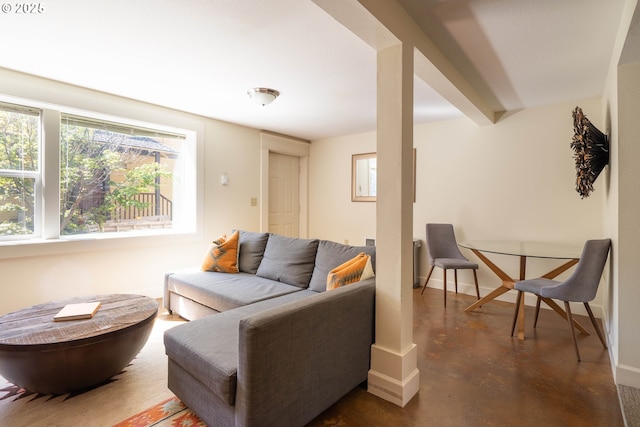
top-left (163, 230), bottom-right (376, 427)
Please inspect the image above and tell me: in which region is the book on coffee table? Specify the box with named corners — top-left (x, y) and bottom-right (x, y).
top-left (54, 301), bottom-right (101, 321)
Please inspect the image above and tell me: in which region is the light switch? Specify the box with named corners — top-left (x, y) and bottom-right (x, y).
top-left (220, 173), bottom-right (229, 185)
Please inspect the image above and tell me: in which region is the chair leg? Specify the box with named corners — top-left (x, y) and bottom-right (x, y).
top-left (443, 269), bottom-right (447, 307)
top-left (472, 269), bottom-right (480, 300)
top-left (511, 290), bottom-right (522, 337)
top-left (421, 265), bottom-right (435, 295)
top-left (533, 296), bottom-right (542, 328)
top-left (584, 303), bottom-right (608, 349)
top-left (454, 270), bottom-right (458, 294)
top-left (564, 301), bottom-right (581, 362)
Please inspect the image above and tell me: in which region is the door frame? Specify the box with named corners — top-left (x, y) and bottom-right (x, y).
top-left (260, 132), bottom-right (310, 237)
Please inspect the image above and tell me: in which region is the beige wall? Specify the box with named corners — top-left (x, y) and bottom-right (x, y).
top-left (615, 61), bottom-right (640, 388)
top-left (600, 0), bottom-right (640, 389)
top-left (602, 30), bottom-right (622, 384)
top-left (0, 69), bottom-right (262, 314)
top-left (309, 132), bottom-right (377, 245)
top-left (310, 97), bottom-right (606, 309)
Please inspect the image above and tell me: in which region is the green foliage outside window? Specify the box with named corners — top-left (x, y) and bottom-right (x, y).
top-left (60, 125), bottom-right (173, 235)
top-left (0, 106), bottom-right (38, 236)
top-left (0, 104), bottom-right (177, 238)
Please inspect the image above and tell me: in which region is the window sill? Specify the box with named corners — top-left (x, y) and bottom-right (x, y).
top-left (0, 229), bottom-right (200, 260)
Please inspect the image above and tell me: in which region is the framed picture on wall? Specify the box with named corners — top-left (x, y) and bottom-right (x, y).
top-left (351, 149), bottom-right (416, 202)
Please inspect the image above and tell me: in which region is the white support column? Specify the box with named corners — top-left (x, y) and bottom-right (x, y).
top-left (367, 42), bottom-right (419, 407)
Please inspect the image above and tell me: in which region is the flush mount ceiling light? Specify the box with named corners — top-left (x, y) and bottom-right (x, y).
top-left (247, 87), bottom-right (280, 106)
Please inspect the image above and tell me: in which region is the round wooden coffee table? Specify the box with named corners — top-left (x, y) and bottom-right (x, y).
top-left (0, 294), bottom-right (158, 395)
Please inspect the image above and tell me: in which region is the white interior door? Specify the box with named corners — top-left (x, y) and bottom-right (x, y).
top-left (268, 152), bottom-right (300, 237)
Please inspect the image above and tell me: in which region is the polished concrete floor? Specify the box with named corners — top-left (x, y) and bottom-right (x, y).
top-left (308, 287), bottom-right (624, 427)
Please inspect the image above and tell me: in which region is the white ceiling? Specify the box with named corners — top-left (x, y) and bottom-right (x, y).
top-left (0, 0), bottom-right (627, 141)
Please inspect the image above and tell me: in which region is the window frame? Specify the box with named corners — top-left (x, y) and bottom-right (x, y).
top-left (0, 102), bottom-right (42, 240)
top-left (0, 96), bottom-right (198, 249)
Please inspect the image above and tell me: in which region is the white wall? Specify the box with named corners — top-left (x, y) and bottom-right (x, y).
top-left (310, 97), bottom-right (606, 307)
top-left (0, 70), bottom-right (263, 314)
top-left (602, 26), bottom-right (622, 383)
top-left (309, 132), bottom-right (377, 245)
top-left (615, 61), bottom-right (640, 389)
top-left (203, 119), bottom-right (263, 238)
top-left (599, 0), bottom-right (640, 389)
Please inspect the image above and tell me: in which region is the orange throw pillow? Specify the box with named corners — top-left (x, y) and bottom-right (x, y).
top-left (327, 252), bottom-right (374, 290)
top-left (201, 230), bottom-right (239, 273)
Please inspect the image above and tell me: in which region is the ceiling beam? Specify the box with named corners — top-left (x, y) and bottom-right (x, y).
top-left (313, 0), bottom-right (496, 125)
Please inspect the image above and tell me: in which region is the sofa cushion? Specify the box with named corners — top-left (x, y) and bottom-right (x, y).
top-left (255, 234), bottom-right (319, 288)
top-left (166, 271), bottom-right (304, 312)
top-left (309, 240), bottom-right (376, 292)
top-left (201, 230), bottom-right (239, 273)
top-left (237, 230), bottom-right (270, 274)
top-left (164, 290), bottom-right (316, 406)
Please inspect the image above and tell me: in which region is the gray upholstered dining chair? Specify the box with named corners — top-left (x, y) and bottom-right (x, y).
top-left (421, 223), bottom-right (480, 307)
top-left (511, 238), bottom-right (611, 361)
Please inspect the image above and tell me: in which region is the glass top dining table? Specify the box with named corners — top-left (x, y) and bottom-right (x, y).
top-left (459, 240), bottom-right (583, 260)
top-left (458, 240), bottom-right (586, 340)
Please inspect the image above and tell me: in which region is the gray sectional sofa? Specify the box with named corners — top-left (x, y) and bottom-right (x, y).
top-left (163, 230), bottom-right (376, 427)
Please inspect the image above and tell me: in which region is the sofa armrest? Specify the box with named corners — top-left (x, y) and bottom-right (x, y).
top-left (163, 267), bottom-right (201, 312)
top-left (163, 272), bottom-right (174, 311)
top-left (235, 279), bottom-right (375, 427)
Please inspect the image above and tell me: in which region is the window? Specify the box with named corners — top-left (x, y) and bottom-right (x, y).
top-left (0, 99), bottom-right (195, 242)
top-left (60, 114), bottom-right (185, 235)
top-left (0, 102), bottom-right (40, 238)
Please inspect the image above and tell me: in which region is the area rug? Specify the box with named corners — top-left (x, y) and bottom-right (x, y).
top-left (619, 385), bottom-right (640, 427)
top-left (113, 396), bottom-right (206, 427)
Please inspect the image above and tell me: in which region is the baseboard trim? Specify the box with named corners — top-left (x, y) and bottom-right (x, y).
top-left (367, 343), bottom-right (420, 407)
top-left (616, 363), bottom-right (640, 389)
